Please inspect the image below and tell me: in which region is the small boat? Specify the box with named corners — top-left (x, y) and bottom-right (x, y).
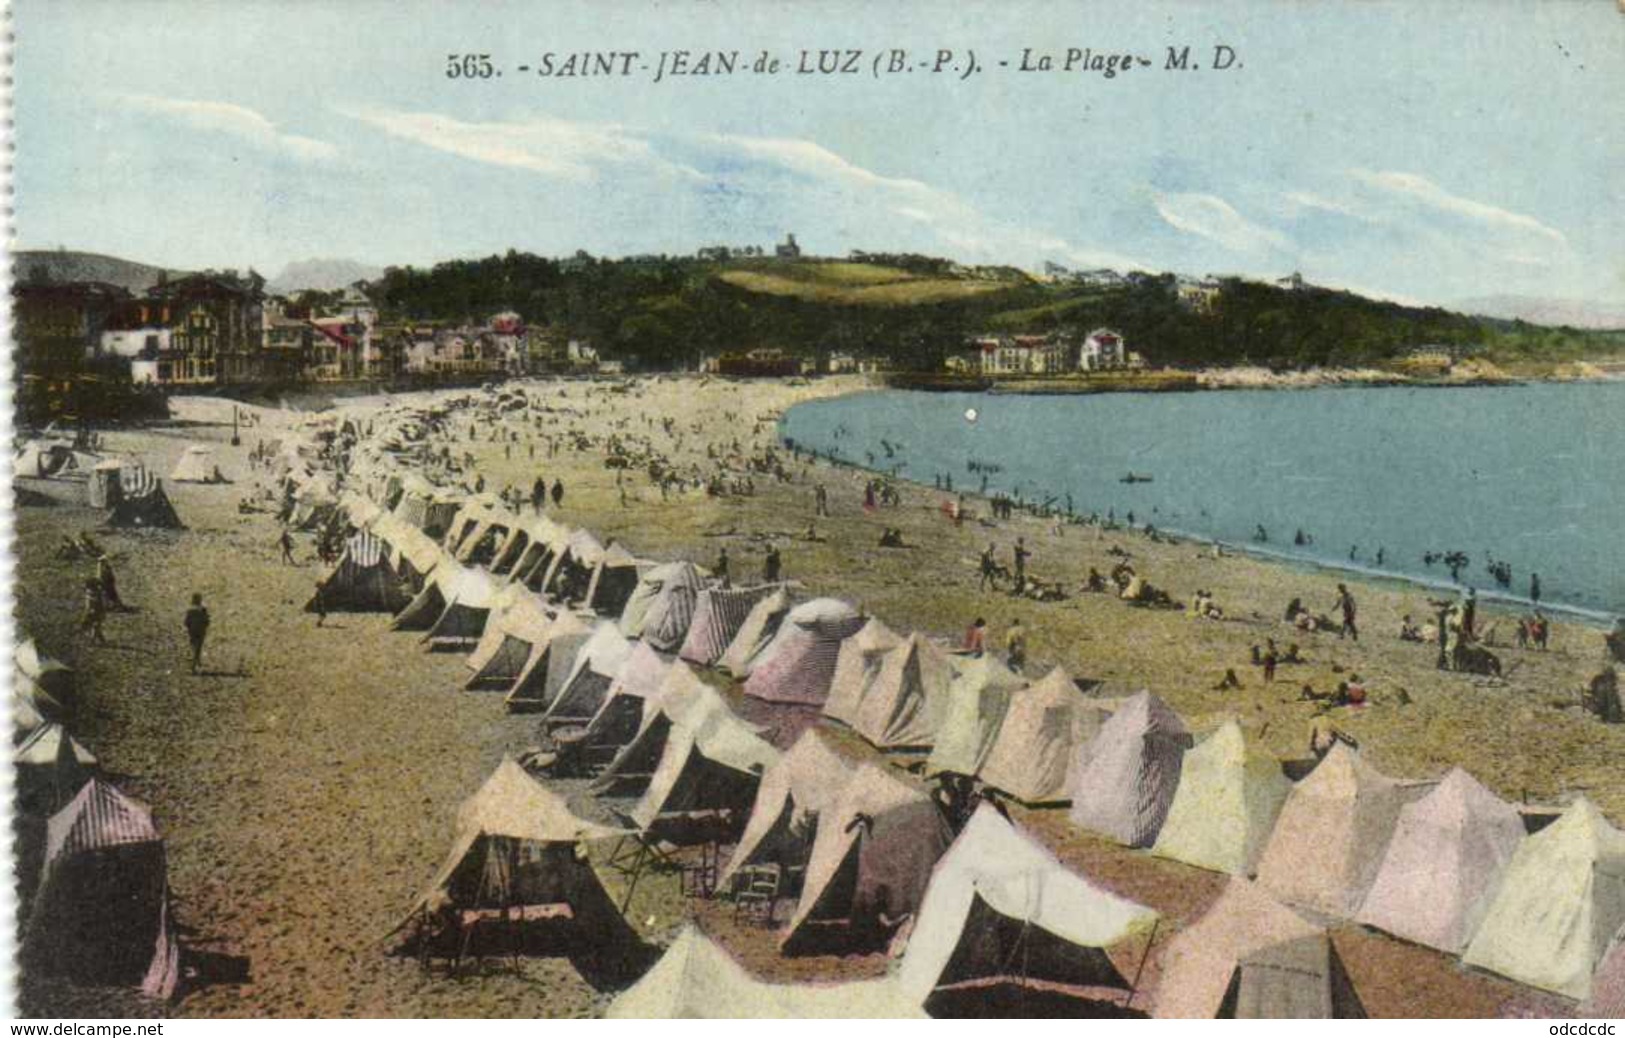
top-left (1120, 472), bottom-right (1153, 484)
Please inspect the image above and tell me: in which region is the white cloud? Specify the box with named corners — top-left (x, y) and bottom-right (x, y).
top-left (1152, 190), bottom-right (1291, 255)
top-left (1349, 169), bottom-right (1566, 245)
top-left (113, 93), bottom-right (337, 162)
top-left (345, 108), bottom-right (701, 183)
top-left (1284, 190), bottom-right (1373, 222)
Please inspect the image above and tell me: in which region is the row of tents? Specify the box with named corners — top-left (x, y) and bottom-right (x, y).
top-left (12, 634), bottom-right (181, 1000)
top-left (299, 393), bottom-right (1625, 1013)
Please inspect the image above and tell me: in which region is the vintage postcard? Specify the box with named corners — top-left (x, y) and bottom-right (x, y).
top-left (6, 0), bottom-right (1625, 1024)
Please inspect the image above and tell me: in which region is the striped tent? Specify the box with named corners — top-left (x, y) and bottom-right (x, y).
top-left (501, 609), bottom-right (594, 713)
top-left (716, 587), bottom-right (794, 677)
top-left (105, 465), bottom-right (182, 529)
top-left (541, 622), bottom-right (636, 727)
top-left (742, 599), bottom-right (866, 706)
top-left (1068, 691), bottom-right (1194, 849)
top-left (678, 584), bottom-right (781, 667)
top-left (619, 561), bottom-right (705, 651)
top-left (827, 630), bottom-right (960, 753)
top-left (306, 529), bottom-right (413, 614)
top-left (25, 779), bottom-right (179, 999)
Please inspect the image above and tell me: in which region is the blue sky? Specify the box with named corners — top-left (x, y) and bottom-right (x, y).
top-left (14, 0), bottom-right (1625, 312)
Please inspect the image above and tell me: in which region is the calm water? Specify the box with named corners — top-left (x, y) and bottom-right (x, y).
top-left (782, 381), bottom-right (1625, 620)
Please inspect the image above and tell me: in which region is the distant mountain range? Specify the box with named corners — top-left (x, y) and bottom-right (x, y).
top-left (12, 249), bottom-right (184, 293)
top-left (268, 258), bottom-right (382, 295)
top-left (1458, 295), bottom-right (1625, 330)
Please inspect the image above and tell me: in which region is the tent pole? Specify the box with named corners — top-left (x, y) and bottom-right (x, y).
top-left (1125, 918), bottom-right (1160, 1010)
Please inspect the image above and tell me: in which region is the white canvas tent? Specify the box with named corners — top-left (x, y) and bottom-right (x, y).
top-left (743, 598), bottom-right (866, 706)
top-left (606, 925), bottom-right (924, 1019)
top-left (925, 656), bottom-right (1028, 778)
top-left (822, 618), bottom-right (903, 727)
top-left (825, 630), bottom-right (961, 752)
top-left (720, 729), bottom-right (853, 890)
top-left (501, 608), bottom-right (595, 712)
top-left (1151, 720), bottom-right (1291, 876)
top-left (716, 587), bottom-right (794, 677)
top-left (464, 589), bottom-right (556, 690)
top-left (418, 565), bottom-right (504, 650)
top-left (1068, 691), bottom-right (1193, 848)
top-left (14, 723), bottom-right (97, 816)
top-left (592, 662), bottom-right (722, 794)
top-left (628, 699), bottom-right (779, 839)
top-left (1153, 878), bottom-right (1365, 1018)
top-left (583, 543), bottom-right (643, 616)
top-left (898, 805), bottom-right (1158, 1008)
top-left (540, 621), bottom-right (636, 726)
top-left (781, 763), bottom-right (953, 955)
top-left (1356, 768), bottom-right (1526, 955)
top-left (1463, 798), bottom-right (1625, 1000)
top-left (978, 667), bottom-right (1117, 806)
top-left (169, 445), bottom-right (228, 483)
top-left (1254, 743), bottom-right (1432, 919)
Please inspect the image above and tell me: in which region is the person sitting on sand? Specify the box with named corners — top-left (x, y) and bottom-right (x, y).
top-left (1282, 642), bottom-right (1303, 664)
top-left (963, 617), bottom-right (987, 658)
top-left (1284, 597), bottom-right (1305, 623)
top-left (1083, 568), bottom-right (1107, 593)
top-left (1213, 668), bottom-right (1242, 691)
top-left (1400, 614), bottom-right (1423, 642)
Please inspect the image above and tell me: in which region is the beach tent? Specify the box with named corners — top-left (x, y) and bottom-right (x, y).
top-left (679, 584), bottom-right (782, 668)
top-left (16, 637), bottom-right (74, 710)
top-left (898, 805), bottom-right (1159, 1011)
top-left (926, 656), bottom-right (1029, 778)
top-left (1153, 878), bottom-right (1364, 1018)
top-left (583, 544), bottom-right (643, 616)
top-left (490, 515), bottom-right (566, 577)
top-left (743, 599), bottom-right (866, 706)
top-left (1068, 691), bottom-right (1193, 848)
top-left (1463, 798), bottom-right (1625, 1000)
top-left (619, 561), bottom-right (705, 651)
top-left (169, 445), bottom-right (227, 483)
top-left (464, 589), bottom-right (556, 690)
top-left (547, 638), bottom-right (674, 763)
top-left (1254, 743), bottom-right (1431, 919)
top-left (391, 561), bottom-right (475, 632)
top-left (539, 621), bottom-right (635, 726)
top-left (1151, 720), bottom-right (1291, 876)
top-left (16, 440), bottom-right (78, 479)
top-left (508, 520), bottom-right (574, 590)
top-left (781, 763), bottom-right (953, 955)
top-left (1356, 768), bottom-right (1526, 954)
top-left (1583, 929), bottom-right (1625, 1017)
top-left (978, 667), bottom-right (1116, 806)
top-left (338, 492), bottom-right (382, 531)
top-left (501, 609), bottom-right (595, 712)
top-left (418, 566), bottom-right (504, 650)
top-left (591, 662), bottom-right (719, 795)
top-left (542, 529), bottom-right (607, 600)
top-left (24, 779), bottom-right (179, 999)
top-left (822, 619), bottom-right (903, 728)
top-left (305, 529), bottom-right (413, 614)
top-left (628, 699), bottom-right (780, 841)
top-left (12, 674), bottom-right (59, 744)
top-left (87, 459), bottom-right (126, 509)
top-left (14, 723), bottom-right (97, 817)
top-left (399, 759), bottom-right (640, 962)
top-left (288, 480), bottom-right (340, 531)
top-left (104, 466), bottom-right (182, 529)
top-left (720, 729), bottom-right (854, 890)
top-left (453, 508), bottom-right (519, 569)
top-left (606, 925), bottom-right (925, 1019)
top-left (372, 513), bottom-right (442, 592)
top-left (831, 632), bottom-right (961, 753)
top-left (716, 587), bottom-right (795, 677)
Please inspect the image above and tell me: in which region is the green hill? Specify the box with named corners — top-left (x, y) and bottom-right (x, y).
top-left (12, 249), bottom-right (186, 293)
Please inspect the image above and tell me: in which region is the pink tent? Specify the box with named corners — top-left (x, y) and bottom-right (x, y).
top-left (743, 599), bottom-right (866, 706)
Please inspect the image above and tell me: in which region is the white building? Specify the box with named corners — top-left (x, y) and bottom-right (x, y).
top-left (1175, 276), bottom-right (1223, 314)
top-left (1079, 328), bottom-right (1128, 371)
top-left (976, 334), bottom-right (1073, 375)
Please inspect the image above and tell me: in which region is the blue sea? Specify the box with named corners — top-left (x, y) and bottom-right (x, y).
top-left (781, 381), bottom-right (1625, 621)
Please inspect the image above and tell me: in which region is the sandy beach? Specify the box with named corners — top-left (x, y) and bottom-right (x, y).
top-left (13, 374), bottom-right (1618, 1018)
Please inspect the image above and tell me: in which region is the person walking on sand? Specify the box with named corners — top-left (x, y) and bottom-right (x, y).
top-left (279, 529), bottom-right (296, 565)
top-left (762, 544), bottom-right (782, 584)
top-left (979, 542), bottom-right (998, 591)
top-left (1332, 583), bottom-right (1358, 641)
top-left (1005, 618), bottom-right (1028, 674)
top-left (1012, 538), bottom-right (1031, 594)
top-left (1461, 588), bottom-right (1477, 641)
top-left (1530, 572), bottom-right (1542, 605)
top-left (312, 580), bottom-right (328, 628)
top-left (96, 552), bottom-right (126, 612)
top-left (79, 579), bottom-right (107, 645)
top-left (814, 483), bottom-right (829, 517)
top-left (184, 593), bottom-right (211, 673)
top-left (551, 479), bottom-right (564, 509)
top-left (715, 547), bottom-right (731, 588)
top-left (1262, 639), bottom-right (1278, 683)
